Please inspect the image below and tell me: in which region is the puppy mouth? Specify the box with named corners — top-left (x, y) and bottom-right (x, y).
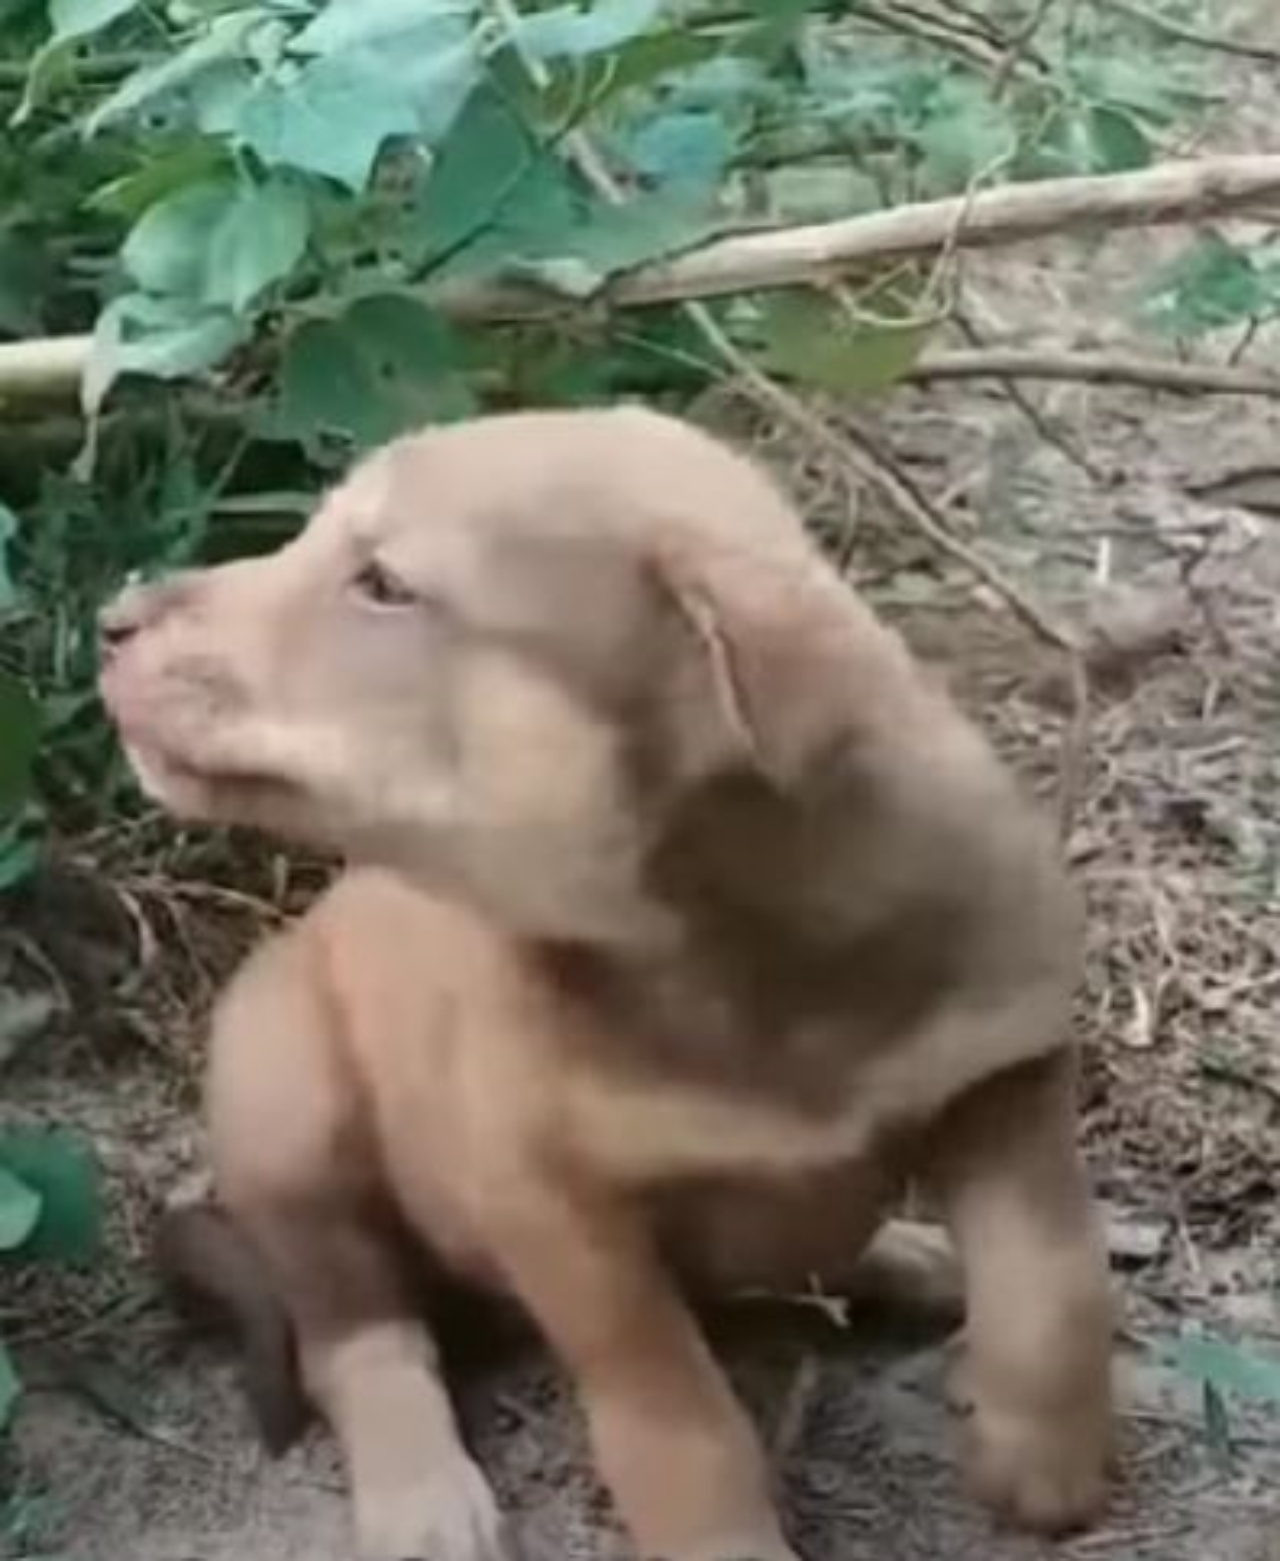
top-left (101, 664), bottom-right (298, 814)
top-left (122, 735), bottom-right (299, 821)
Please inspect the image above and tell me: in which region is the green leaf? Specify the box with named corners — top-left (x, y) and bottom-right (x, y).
top-left (1084, 105), bottom-right (1153, 173)
top-left (0, 1340), bottom-right (19, 1431)
top-left (568, 191), bottom-right (729, 278)
top-left (418, 90), bottom-right (726, 294)
top-left (273, 294), bottom-right (478, 449)
top-left (1164, 1333), bottom-right (1280, 1407)
top-left (89, 140), bottom-right (232, 221)
top-left (10, 34), bottom-right (77, 125)
top-left (494, 192), bottom-right (728, 300)
top-left (48, 0), bottom-right (137, 43)
top-left (0, 502), bottom-right (21, 613)
top-left (509, 0), bottom-right (661, 60)
top-left (583, 27), bottom-right (722, 106)
top-left (671, 53), bottom-right (773, 113)
top-left (234, 57), bottom-right (420, 192)
top-left (0, 1166), bottom-right (42, 1252)
top-left (734, 0), bottom-right (807, 52)
top-left (292, 0), bottom-right (477, 57)
top-left (204, 0), bottom-right (482, 186)
top-left (83, 292), bottom-right (250, 416)
top-left (0, 668), bottom-right (39, 817)
top-left (123, 174), bottom-right (307, 311)
top-left (590, 306), bottom-right (716, 398)
top-left (1141, 232), bottom-right (1266, 337)
top-left (122, 178), bottom-right (238, 298)
top-left (620, 110), bottom-right (738, 187)
top-left (188, 59), bottom-right (257, 136)
top-left (1069, 53), bottom-right (1186, 126)
top-left (913, 77), bottom-right (1017, 190)
top-left (1026, 102), bottom-right (1152, 178)
top-left (805, 54), bottom-right (932, 135)
top-left (84, 9), bottom-right (263, 136)
top-left (414, 84), bottom-right (583, 273)
top-left (0, 232), bottom-right (48, 336)
top-left (0, 1129), bottom-right (102, 1263)
top-left (286, 0), bottom-right (482, 142)
top-left (756, 286), bottom-right (936, 399)
top-left (205, 177), bottom-right (310, 312)
top-left (415, 85), bottom-right (534, 262)
top-left (374, 35), bottom-right (483, 143)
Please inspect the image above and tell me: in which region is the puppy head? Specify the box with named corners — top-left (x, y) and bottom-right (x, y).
top-left (99, 407), bottom-right (859, 942)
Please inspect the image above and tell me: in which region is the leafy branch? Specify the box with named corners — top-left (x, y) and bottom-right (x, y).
top-left (3, 0), bottom-right (1270, 431)
top-left (7, 154), bottom-right (1280, 399)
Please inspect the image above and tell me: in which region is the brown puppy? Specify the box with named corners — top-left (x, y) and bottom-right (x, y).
top-left (98, 407), bottom-right (1114, 1561)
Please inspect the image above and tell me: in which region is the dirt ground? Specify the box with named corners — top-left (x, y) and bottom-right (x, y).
top-left (4, 15), bottom-right (1280, 1561)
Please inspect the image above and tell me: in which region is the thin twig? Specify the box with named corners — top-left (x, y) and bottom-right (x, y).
top-left (823, 407), bottom-right (1076, 649)
top-left (991, 0), bottom-right (1057, 97)
top-left (950, 306), bottom-right (1107, 481)
top-left (848, 0), bottom-right (1041, 76)
top-left (0, 50), bottom-right (149, 89)
top-left (907, 346), bottom-right (1280, 397)
top-left (715, 318), bottom-right (1077, 648)
top-left (1056, 652), bottom-right (1092, 846)
top-left (931, 0), bottom-right (1042, 52)
top-left (1100, 0), bottom-right (1280, 64)
top-left (769, 1352), bottom-right (822, 1463)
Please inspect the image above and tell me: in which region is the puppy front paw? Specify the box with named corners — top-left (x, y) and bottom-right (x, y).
top-left (356, 1453), bottom-right (513, 1561)
top-left (960, 1396), bottom-right (1111, 1535)
top-left (649, 1532), bottom-right (803, 1561)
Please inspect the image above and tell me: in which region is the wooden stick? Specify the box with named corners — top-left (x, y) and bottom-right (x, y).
top-left (6, 154), bottom-right (1280, 398)
top-left (0, 337), bottom-right (99, 399)
top-left (10, 336), bottom-right (1280, 406)
top-left (614, 155), bottom-right (1280, 306)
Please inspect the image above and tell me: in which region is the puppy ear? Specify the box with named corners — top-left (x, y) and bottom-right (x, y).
top-left (661, 570), bottom-right (769, 778)
top-left (649, 545), bottom-right (848, 792)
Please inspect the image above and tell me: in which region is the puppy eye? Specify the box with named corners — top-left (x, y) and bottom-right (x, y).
top-left (352, 558), bottom-right (418, 609)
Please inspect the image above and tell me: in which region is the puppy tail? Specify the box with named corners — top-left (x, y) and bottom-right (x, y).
top-left (153, 1201), bottom-right (311, 1456)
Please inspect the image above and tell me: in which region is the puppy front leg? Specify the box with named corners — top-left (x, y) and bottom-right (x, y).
top-left (924, 1049), bottom-right (1115, 1535)
top-left (207, 928), bottom-right (509, 1561)
top-left (492, 1188), bottom-right (800, 1561)
top-left (243, 1203), bottom-right (511, 1561)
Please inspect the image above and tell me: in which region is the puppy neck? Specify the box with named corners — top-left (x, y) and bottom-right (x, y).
top-left (527, 763), bottom-right (980, 1109)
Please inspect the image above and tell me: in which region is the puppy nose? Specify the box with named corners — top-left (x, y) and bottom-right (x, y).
top-left (98, 605), bottom-right (138, 653)
top-left (97, 575), bottom-right (188, 658)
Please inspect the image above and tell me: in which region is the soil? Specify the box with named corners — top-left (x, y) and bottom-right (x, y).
top-left (3, 8), bottom-right (1279, 1559)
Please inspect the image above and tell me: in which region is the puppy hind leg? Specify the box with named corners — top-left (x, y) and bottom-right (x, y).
top-left (153, 1200), bottom-right (309, 1455)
